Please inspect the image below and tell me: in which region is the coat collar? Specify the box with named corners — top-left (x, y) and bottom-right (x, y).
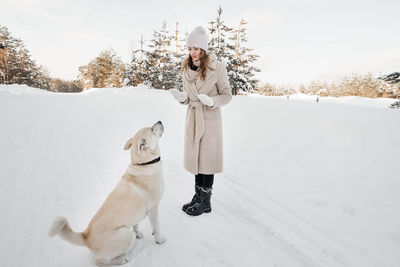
top-left (184, 53), bottom-right (218, 94)
top-left (207, 53), bottom-right (217, 71)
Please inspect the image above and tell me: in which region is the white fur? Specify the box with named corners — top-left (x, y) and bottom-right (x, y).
top-left (49, 121), bottom-right (166, 266)
top-left (48, 216), bottom-right (86, 246)
top-left (170, 89), bottom-right (188, 103)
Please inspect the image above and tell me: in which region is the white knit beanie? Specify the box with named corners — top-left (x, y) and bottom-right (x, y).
top-left (186, 26), bottom-right (208, 53)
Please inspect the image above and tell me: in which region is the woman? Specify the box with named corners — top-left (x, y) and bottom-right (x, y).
top-left (170, 26), bottom-right (232, 216)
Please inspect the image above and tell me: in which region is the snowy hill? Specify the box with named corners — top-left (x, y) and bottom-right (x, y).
top-left (0, 84), bottom-right (399, 267)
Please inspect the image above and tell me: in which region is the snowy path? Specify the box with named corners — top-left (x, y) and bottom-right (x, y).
top-left (0, 85), bottom-right (399, 267)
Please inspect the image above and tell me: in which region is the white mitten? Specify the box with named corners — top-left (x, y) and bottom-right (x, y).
top-left (198, 94), bottom-right (214, 107)
top-left (170, 89), bottom-right (187, 103)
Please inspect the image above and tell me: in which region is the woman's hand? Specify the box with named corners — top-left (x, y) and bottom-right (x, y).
top-left (198, 94), bottom-right (214, 107)
top-left (170, 89), bottom-right (187, 103)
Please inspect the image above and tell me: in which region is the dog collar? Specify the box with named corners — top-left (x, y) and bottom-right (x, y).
top-left (136, 157), bottom-right (161, 166)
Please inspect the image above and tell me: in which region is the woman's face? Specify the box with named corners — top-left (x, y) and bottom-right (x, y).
top-left (189, 47), bottom-right (202, 61)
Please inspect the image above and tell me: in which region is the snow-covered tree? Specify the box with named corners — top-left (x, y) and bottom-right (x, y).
top-left (307, 80), bottom-right (329, 96)
top-left (144, 22), bottom-right (176, 89)
top-left (207, 8), bottom-right (260, 95)
top-left (380, 72), bottom-right (400, 108)
top-left (78, 49), bottom-right (125, 89)
top-left (227, 19), bottom-right (260, 94)
top-left (0, 25), bottom-right (50, 89)
top-left (207, 6), bottom-right (233, 63)
top-left (32, 65), bottom-right (52, 90)
top-left (172, 22), bottom-right (187, 90)
top-left (335, 73), bottom-right (397, 98)
top-left (0, 25), bottom-right (15, 84)
top-left (51, 78), bottom-right (82, 92)
top-left (127, 36), bottom-right (147, 87)
top-left (256, 83), bottom-right (295, 96)
top-left (380, 72), bottom-right (400, 84)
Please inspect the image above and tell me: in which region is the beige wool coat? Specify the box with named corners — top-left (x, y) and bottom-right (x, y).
top-left (180, 53), bottom-right (232, 175)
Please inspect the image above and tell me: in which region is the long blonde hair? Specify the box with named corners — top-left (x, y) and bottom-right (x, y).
top-left (181, 49), bottom-right (209, 80)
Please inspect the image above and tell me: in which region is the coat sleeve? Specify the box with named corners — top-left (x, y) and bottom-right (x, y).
top-left (179, 76), bottom-right (190, 105)
top-left (211, 63), bottom-right (232, 108)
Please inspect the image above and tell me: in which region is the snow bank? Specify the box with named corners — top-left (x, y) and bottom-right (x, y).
top-left (0, 84), bottom-right (52, 95)
top-left (0, 85), bottom-right (399, 267)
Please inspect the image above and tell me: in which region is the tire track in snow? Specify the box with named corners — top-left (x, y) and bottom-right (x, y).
top-left (214, 190), bottom-right (320, 267)
top-left (215, 173), bottom-right (352, 267)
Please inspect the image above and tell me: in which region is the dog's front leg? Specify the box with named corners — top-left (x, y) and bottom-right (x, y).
top-left (133, 224), bottom-right (143, 239)
top-left (148, 205), bottom-right (166, 244)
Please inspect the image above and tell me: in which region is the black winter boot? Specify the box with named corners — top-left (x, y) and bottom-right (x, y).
top-left (182, 186), bottom-right (201, 212)
top-left (185, 187), bottom-right (212, 216)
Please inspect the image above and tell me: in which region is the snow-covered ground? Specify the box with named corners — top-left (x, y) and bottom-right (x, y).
top-left (250, 92), bottom-right (397, 109)
top-left (0, 84), bottom-right (399, 267)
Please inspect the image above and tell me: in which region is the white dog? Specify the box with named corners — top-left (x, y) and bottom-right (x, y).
top-left (49, 121), bottom-right (166, 266)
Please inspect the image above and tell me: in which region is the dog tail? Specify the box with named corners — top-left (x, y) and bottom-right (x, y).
top-left (49, 216), bottom-right (86, 247)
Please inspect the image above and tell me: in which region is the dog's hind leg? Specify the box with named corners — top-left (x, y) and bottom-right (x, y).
top-left (95, 228), bottom-right (135, 266)
top-left (133, 224), bottom-right (143, 239)
top-left (148, 205), bottom-right (166, 244)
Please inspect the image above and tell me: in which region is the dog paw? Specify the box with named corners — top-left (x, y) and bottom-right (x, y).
top-left (122, 257), bottom-right (132, 264)
top-left (136, 231), bottom-right (144, 239)
top-left (96, 256), bottom-right (132, 266)
top-left (155, 235), bottom-right (166, 244)
top-left (95, 259), bottom-right (106, 266)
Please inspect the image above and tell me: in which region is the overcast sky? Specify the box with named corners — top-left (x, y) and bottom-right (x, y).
top-left (1, 0), bottom-right (399, 86)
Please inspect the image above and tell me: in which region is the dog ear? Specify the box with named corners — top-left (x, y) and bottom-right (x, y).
top-left (124, 138), bottom-right (132, 150)
top-left (151, 121), bottom-right (164, 137)
top-left (138, 139), bottom-right (147, 153)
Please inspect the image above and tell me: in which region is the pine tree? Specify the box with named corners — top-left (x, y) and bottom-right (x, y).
top-left (127, 35), bottom-right (147, 86)
top-left (32, 65), bottom-right (52, 90)
top-left (379, 72), bottom-right (400, 98)
top-left (207, 5), bottom-right (233, 63)
top-left (380, 72), bottom-right (400, 108)
top-left (172, 21), bottom-right (187, 90)
top-left (78, 49), bottom-right (125, 89)
top-left (13, 39), bottom-right (37, 85)
top-left (145, 22), bottom-right (175, 89)
top-left (159, 22), bottom-right (176, 90)
top-left (207, 7), bottom-right (260, 95)
top-left (145, 26), bottom-right (162, 88)
top-left (0, 25), bottom-right (50, 89)
top-left (126, 50), bottom-right (141, 86)
top-left (0, 25), bottom-right (14, 84)
top-left (379, 72), bottom-right (400, 84)
top-left (227, 19), bottom-right (260, 94)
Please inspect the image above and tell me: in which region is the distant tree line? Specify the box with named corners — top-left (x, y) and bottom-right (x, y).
top-left (3, 9), bottom-right (400, 103)
top-left (1, 25), bottom-right (83, 92)
top-left (0, 25), bottom-right (51, 90)
top-left (78, 5), bottom-right (260, 95)
top-left (1, 6), bottom-right (260, 95)
top-left (256, 73), bottom-right (400, 100)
